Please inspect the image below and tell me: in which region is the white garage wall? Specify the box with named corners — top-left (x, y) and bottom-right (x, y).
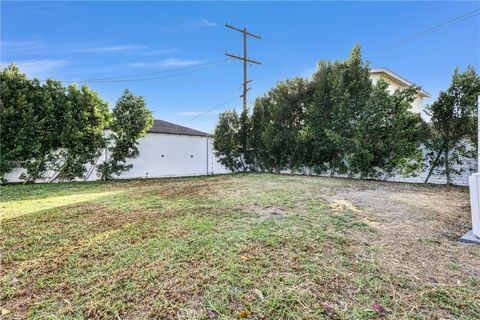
top-left (86, 132), bottom-right (231, 180)
top-left (116, 133), bottom-right (210, 179)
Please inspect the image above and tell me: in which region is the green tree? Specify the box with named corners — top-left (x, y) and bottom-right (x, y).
top-left (0, 64), bottom-right (111, 182)
top-left (0, 64), bottom-right (39, 180)
top-left (250, 97), bottom-right (274, 171)
top-left (238, 108), bottom-right (252, 170)
top-left (213, 110), bottom-right (242, 172)
top-left (348, 79), bottom-right (427, 178)
top-left (54, 84), bottom-right (110, 181)
top-left (97, 89), bottom-right (153, 180)
top-left (21, 79), bottom-right (69, 182)
top-left (424, 66), bottom-right (480, 184)
top-left (260, 77), bottom-right (312, 173)
top-left (304, 60), bottom-right (337, 173)
top-left (326, 44), bottom-right (373, 174)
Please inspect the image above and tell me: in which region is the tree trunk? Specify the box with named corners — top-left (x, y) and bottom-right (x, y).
top-left (238, 150), bottom-right (245, 171)
top-left (445, 145), bottom-right (451, 185)
top-left (24, 155), bottom-right (46, 184)
top-left (424, 150), bottom-right (442, 184)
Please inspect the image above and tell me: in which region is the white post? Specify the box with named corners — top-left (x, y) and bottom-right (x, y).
top-left (468, 96), bottom-right (480, 239)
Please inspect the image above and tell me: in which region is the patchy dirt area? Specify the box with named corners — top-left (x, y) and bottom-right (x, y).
top-left (295, 177), bottom-right (480, 316)
top-left (238, 204), bottom-right (288, 220)
top-left (314, 180), bottom-right (476, 274)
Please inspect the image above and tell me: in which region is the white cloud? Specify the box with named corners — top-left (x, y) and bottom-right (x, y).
top-left (0, 40), bottom-right (44, 54)
top-left (0, 40), bottom-right (173, 56)
top-left (199, 19), bottom-right (218, 27)
top-left (80, 44), bottom-right (149, 53)
top-left (126, 58), bottom-right (205, 68)
top-left (162, 19), bottom-right (219, 32)
top-left (0, 59), bottom-right (70, 78)
top-left (142, 48), bottom-right (179, 56)
top-left (185, 19), bottom-right (218, 30)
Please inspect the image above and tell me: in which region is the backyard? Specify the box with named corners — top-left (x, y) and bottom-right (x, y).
top-left (1, 174), bottom-right (479, 319)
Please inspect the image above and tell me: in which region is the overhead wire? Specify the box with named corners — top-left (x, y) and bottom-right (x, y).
top-left (180, 96), bottom-right (240, 125)
top-left (86, 58), bottom-right (231, 81)
top-left (373, 8), bottom-right (480, 54)
top-left (40, 58), bottom-right (232, 83)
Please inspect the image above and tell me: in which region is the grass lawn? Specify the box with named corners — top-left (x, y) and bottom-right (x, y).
top-left (1, 174), bottom-right (479, 319)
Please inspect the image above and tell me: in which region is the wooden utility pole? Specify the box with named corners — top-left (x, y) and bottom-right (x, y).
top-left (225, 23), bottom-right (261, 112)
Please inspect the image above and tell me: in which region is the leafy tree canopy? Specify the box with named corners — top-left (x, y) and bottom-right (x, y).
top-left (97, 89), bottom-right (153, 180)
top-left (424, 66), bottom-right (480, 184)
top-left (1, 65), bottom-right (152, 183)
top-left (213, 45), bottom-right (432, 179)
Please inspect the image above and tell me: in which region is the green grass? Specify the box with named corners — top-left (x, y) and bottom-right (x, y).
top-left (1, 174), bottom-right (479, 319)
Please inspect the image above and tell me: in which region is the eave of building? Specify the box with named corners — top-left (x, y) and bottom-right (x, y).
top-left (370, 67), bottom-right (431, 98)
top-left (147, 119), bottom-right (210, 137)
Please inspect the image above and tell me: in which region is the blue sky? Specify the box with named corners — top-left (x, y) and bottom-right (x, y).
top-left (1, 1), bottom-right (479, 133)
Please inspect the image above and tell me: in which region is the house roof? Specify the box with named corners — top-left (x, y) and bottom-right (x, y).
top-left (148, 119), bottom-right (209, 137)
top-left (370, 67), bottom-right (431, 98)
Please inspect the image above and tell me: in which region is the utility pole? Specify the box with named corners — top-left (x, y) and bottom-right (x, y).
top-left (225, 23), bottom-right (261, 112)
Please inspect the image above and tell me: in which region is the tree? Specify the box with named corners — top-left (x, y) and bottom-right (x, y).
top-left (213, 110), bottom-right (242, 172)
top-left (260, 77), bottom-right (312, 173)
top-left (304, 60), bottom-right (337, 173)
top-left (250, 96), bottom-right (274, 171)
top-left (0, 64), bottom-right (39, 180)
top-left (424, 66), bottom-right (480, 184)
top-left (348, 79), bottom-right (427, 178)
top-left (326, 44), bottom-right (373, 175)
top-left (97, 89), bottom-right (153, 180)
top-left (0, 65), bottom-right (153, 183)
top-left (0, 64), bottom-right (111, 182)
top-left (21, 78), bottom-right (68, 182)
top-left (53, 84), bottom-right (110, 181)
top-left (238, 108), bottom-right (252, 170)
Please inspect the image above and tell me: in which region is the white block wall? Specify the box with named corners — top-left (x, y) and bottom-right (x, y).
top-left (278, 146), bottom-right (477, 186)
top-left (294, 155), bottom-right (476, 186)
top-left (4, 133), bottom-right (475, 186)
top-left (4, 133), bottom-right (230, 183)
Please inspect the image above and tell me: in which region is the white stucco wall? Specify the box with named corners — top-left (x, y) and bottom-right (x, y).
top-left (101, 133), bottom-right (212, 179)
top-left (3, 132), bottom-right (230, 183)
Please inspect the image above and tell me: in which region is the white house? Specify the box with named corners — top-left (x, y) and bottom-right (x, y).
top-left (370, 67), bottom-right (431, 117)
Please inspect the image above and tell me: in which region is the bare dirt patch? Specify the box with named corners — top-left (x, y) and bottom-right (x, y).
top-left (238, 204), bottom-right (288, 220)
top-left (307, 179), bottom-right (479, 301)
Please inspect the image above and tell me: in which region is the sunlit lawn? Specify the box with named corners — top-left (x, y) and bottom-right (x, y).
top-left (1, 174), bottom-right (479, 319)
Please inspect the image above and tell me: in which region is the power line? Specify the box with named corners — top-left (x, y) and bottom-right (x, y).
top-left (180, 96), bottom-right (240, 125)
top-left (375, 8), bottom-right (480, 54)
top-left (40, 58), bottom-right (232, 83)
top-left (86, 58), bottom-right (231, 81)
top-left (89, 60), bottom-right (230, 83)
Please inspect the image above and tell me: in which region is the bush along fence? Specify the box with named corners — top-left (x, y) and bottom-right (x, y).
top-left (213, 45), bottom-right (480, 186)
top-left (0, 64), bottom-right (153, 183)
